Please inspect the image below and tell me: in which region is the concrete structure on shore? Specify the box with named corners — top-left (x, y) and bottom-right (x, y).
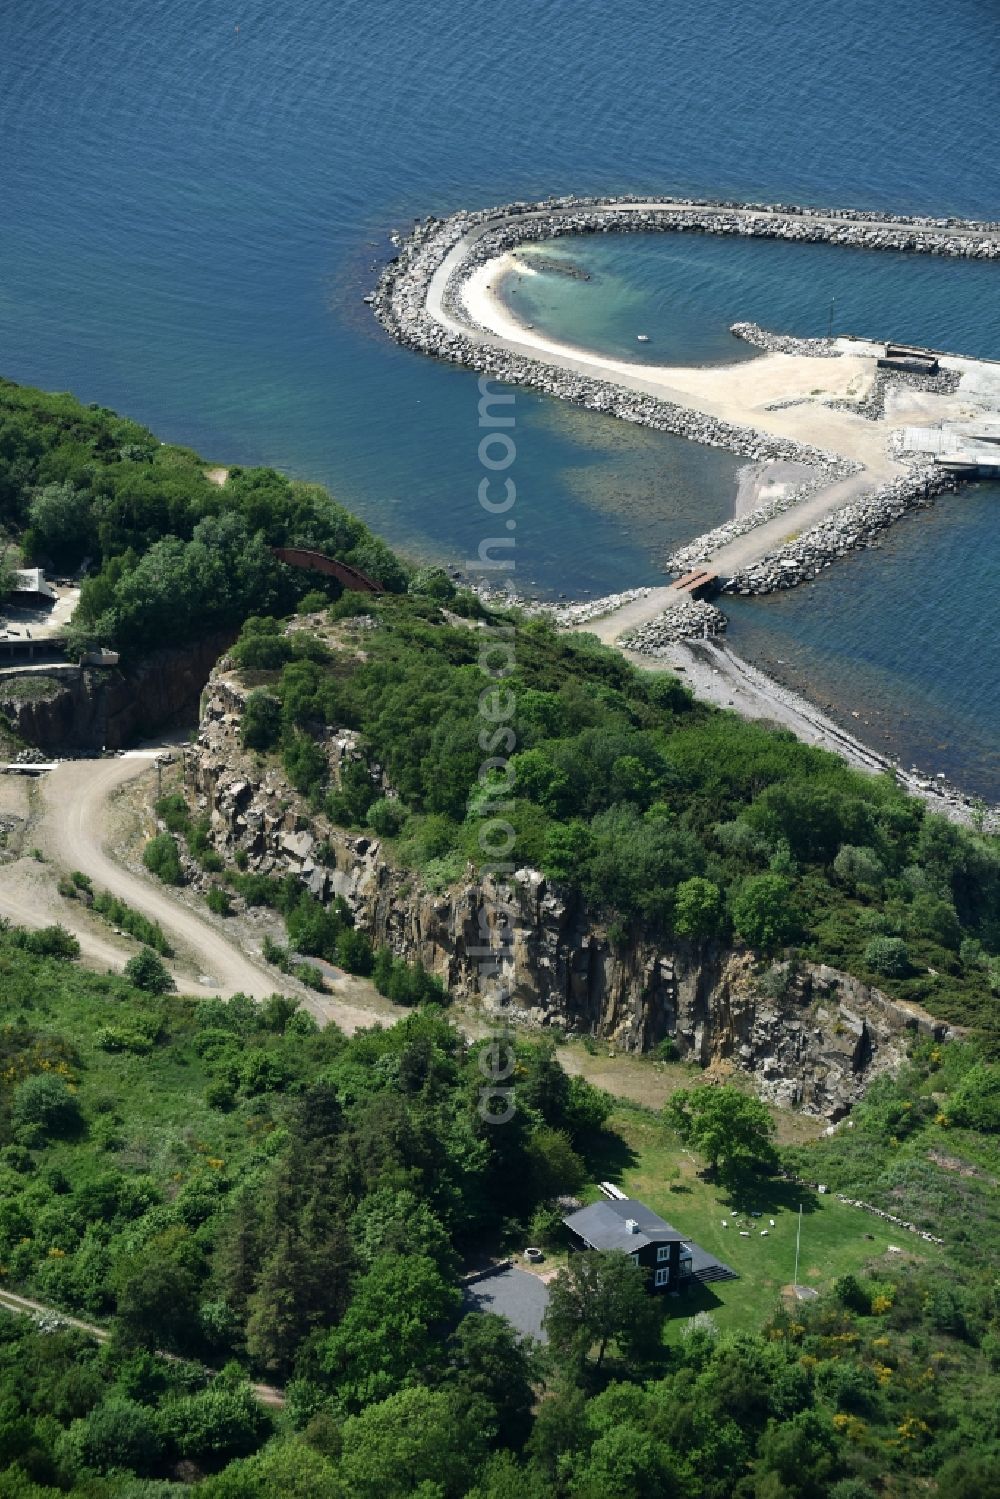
top-left (372, 193), bottom-right (1000, 638)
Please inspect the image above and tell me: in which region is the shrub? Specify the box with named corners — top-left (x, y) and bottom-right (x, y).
top-left (337, 926), bottom-right (373, 975)
top-left (863, 936), bottom-right (910, 978)
top-left (908, 893), bottom-right (962, 951)
top-left (731, 875), bottom-right (798, 952)
top-left (14, 924), bottom-right (81, 960)
top-left (12, 1073), bottom-right (82, 1140)
top-left (297, 589), bottom-right (330, 614)
top-left (123, 947), bottom-right (176, 994)
top-left (143, 833), bottom-right (184, 886)
top-left (367, 796), bottom-right (406, 838)
top-left (240, 689), bottom-right (282, 750)
top-left (154, 793), bottom-right (191, 835)
top-left (65, 1396), bottom-right (164, 1476)
top-left (95, 1025), bottom-right (155, 1054)
top-left (294, 961), bottom-right (327, 991)
top-left (673, 876), bottom-right (723, 940)
top-left (92, 891), bottom-right (173, 955)
top-left (833, 1272), bottom-right (872, 1314)
top-left (948, 1064), bottom-right (1000, 1131)
top-left (232, 632), bottom-right (294, 671)
top-left (283, 732), bottom-right (329, 794)
top-left (407, 565), bottom-right (456, 600)
top-left (262, 935), bottom-right (292, 972)
top-left (528, 1203), bottom-right (566, 1248)
top-left (206, 1077), bottom-right (237, 1111)
top-left (833, 844), bottom-right (884, 890)
top-left (205, 886), bottom-right (233, 917)
top-left (159, 1381), bottom-right (270, 1466)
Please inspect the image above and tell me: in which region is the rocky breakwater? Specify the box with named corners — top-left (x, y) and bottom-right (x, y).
top-left (730, 322), bottom-right (841, 357)
top-left (621, 599), bottom-right (727, 653)
top-left (726, 466), bottom-right (954, 593)
top-left (185, 663), bottom-right (955, 1118)
top-left (375, 207), bottom-right (869, 471)
top-left (666, 460), bottom-right (859, 574)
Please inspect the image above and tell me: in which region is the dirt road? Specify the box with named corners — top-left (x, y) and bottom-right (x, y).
top-left (0, 1287), bottom-right (285, 1408)
top-left (0, 753), bottom-right (403, 1029)
top-left (36, 753), bottom-right (281, 1000)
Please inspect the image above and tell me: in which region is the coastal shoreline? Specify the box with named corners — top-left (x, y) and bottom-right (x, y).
top-left (471, 582), bottom-right (999, 830)
top-left (647, 638), bottom-right (997, 832)
top-left (373, 192), bottom-right (999, 600)
top-left (377, 194), bottom-right (1000, 816)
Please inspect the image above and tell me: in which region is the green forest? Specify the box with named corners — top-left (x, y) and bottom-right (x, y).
top-left (1, 929), bottom-right (999, 1497)
top-left (2, 379), bottom-right (1000, 1494)
top-left (0, 379), bottom-right (406, 658)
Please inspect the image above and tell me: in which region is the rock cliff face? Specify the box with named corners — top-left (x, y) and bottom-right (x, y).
top-left (185, 667), bottom-right (953, 1120)
top-left (0, 634), bottom-right (233, 753)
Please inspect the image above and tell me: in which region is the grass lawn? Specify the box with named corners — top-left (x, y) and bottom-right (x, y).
top-left (588, 1104), bottom-right (945, 1339)
top-left (559, 1039), bottom-right (826, 1146)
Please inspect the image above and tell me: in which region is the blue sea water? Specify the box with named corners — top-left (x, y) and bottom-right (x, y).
top-left (0, 0), bottom-right (998, 789)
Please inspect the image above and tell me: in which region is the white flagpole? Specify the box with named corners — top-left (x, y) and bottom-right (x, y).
top-left (794, 1204), bottom-right (802, 1288)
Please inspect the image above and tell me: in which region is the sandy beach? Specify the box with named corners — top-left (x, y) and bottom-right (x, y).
top-left (459, 253), bottom-right (897, 474)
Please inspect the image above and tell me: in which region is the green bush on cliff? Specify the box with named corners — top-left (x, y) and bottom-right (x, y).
top-left (863, 935), bottom-right (911, 978)
top-left (142, 832), bottom-right (184, 886)
top-left (227, 595), bottom-right (1000, 1035)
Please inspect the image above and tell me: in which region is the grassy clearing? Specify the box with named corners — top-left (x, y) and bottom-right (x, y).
top-left (4, 956), bottom-right (263, 1195)
top-left (0, 674), bottom-right (64, 704)
top-left (560, 1037), bottom-right (826, 1145)
top-left (590, 1104), bottom-right (943, 1338)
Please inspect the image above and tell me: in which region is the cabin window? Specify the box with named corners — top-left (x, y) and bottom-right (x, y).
top-left (655, 1268), bottom-right (669, 1287)
top-left (630, 1252), bottom-right (639, 1265)
top-left (656, 1245), bottom-right (670, 1263)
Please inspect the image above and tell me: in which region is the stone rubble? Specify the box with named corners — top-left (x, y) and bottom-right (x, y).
top-left (621, 600), bottom-right (727, 651)
top-left (729, 321), bottom-right (841, 357)
top-left (726, 466), bottom-right (954, 593)
top-left (828, 363), bottom-right (962, 422)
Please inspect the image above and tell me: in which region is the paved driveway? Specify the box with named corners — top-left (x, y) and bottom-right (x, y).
top-left (464, 1266), bottom-right (549, 1342)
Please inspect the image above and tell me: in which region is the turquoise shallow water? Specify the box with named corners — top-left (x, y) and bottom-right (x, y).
top-left (0, 0), bottom-right (998, 788)
top-left (509, 235), bottom-right (1000, 366)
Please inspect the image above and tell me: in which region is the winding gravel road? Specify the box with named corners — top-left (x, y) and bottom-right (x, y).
top-left (36, 753), bottom-right (281, 998)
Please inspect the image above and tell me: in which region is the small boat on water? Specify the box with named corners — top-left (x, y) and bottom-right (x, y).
top-left (362, 293), bottom-right (375, 305)
top-left (636, 333), bottom-right (650, 343)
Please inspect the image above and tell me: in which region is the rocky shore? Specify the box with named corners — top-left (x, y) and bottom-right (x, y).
top-left (620, 599), bottom-right (728, 650)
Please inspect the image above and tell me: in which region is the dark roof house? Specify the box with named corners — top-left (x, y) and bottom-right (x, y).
top-left (563, 1196), bottom-right (737, 1293)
